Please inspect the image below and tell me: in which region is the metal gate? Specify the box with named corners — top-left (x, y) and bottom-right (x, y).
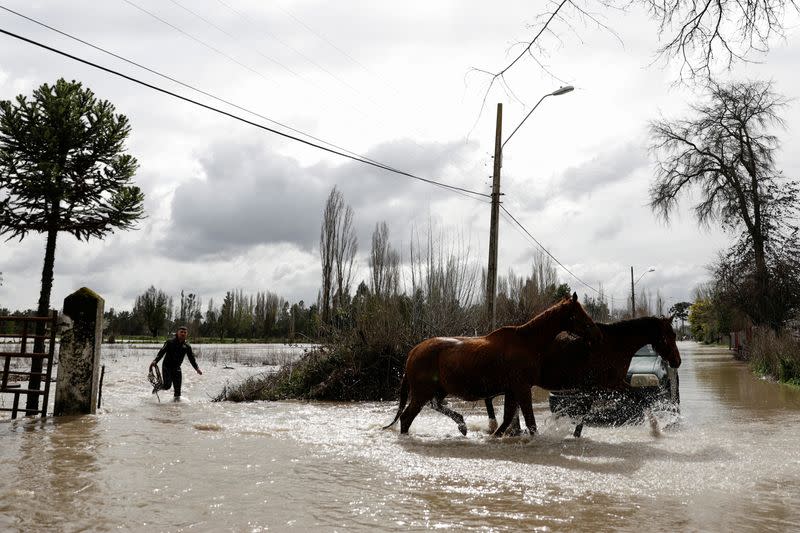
top-left (0, 311), bottom-right (58, 419)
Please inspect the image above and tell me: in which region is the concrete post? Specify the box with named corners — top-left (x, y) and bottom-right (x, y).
top-left (54, 287), bottom-right (104, 416)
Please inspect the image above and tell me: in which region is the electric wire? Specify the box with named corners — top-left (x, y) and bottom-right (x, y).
top-left (0, 26), bottom-right (489, 200)
top-left (128, 0), bottom-right (479, 198)
top-left (212, 0), bottom-right (376, 107)
top-left (209, 0), bottom-right (456, 166)
top-left (161, 0), bottom-right (306, 84)
top-left (500, 206), bottom-right (638, 303)
top-left (500, 204), bottom-right (602, 295)
top-left (120, 0), bottom-right (275, 86)
top-left (2, 12), bottom-right (645, 304)
top-left (0, 3), bottom-right (486, 202)
top-left (0, 5), bottom-right (421, 186)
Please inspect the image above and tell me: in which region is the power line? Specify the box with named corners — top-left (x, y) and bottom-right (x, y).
top-left (0, 26), bottom-right (489, 200)
top-left (160, 0), bottom-right (307, 85)
top-left (500, 204), bottom-right (602, 295)
top-left (139, 0), bottom-right (476, 197)
top-left (212, 0), bottom-right (377, 107)
top-left (500, 206), bottom-right (636, 302)
top-left (210, 0), bottom-right (457, 163)
top-left (0, 5), bottom-right (404, 180)
top-left (273, 3), bottom-right (402, 101)
top-left (120, 0), bottom-right (275, 86)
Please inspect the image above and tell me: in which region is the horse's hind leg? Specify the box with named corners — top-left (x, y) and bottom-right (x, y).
top-left (484, 398), bottom-right (498, 433)
top-left (515, 386), bottom-right (538, 436)
top-left (493, 393), bottom-right (519, 437)
top-left (431, 396), bottom-right (467, 436)
top-left (399, 395), bottom-right (427, 434)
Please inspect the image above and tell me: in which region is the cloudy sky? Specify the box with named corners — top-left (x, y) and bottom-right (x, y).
top-left (1, 0), bottom-right (798, 315)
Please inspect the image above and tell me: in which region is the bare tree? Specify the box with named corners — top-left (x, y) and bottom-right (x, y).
top-left (334, 199), bottom-right (357, 311)
top-left (319, 186), bottom-right (357, 325)
top-left (369, 221), bottom-right (400, 297)
top-left (408, 223), bottom-right (480, 335)
top-left (475, 0), bottom-right (799, 99)
top-left (494, 250), bottom-right (564, 325)
top-left (649, 80), bottom-right (800, 327)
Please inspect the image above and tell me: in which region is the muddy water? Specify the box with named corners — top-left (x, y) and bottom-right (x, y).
top-left (2, 341), bottom-right (800, 531)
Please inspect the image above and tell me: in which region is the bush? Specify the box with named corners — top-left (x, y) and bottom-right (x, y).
top-left (749, 328), bottom-right (800, 385)
top-left (214, 295), bottom-right (421, 402)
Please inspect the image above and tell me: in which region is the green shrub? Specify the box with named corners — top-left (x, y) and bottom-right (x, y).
top-left (749, 328), bottom-right (800, 385)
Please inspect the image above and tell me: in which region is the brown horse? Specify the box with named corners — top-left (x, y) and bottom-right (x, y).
top-left (382, 293), bottom-right (602, 436)
top-left (483, 315), bottom-right (682, 436)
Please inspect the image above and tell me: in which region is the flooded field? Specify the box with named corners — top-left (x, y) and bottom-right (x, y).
top-left (2, 341), bottom-right (800, 531)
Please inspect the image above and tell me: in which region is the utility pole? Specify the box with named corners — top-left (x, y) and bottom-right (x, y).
top-left (630, 266), bottom-right (635, 318)
top-left (486, 103), bottom-right (503, 331)
top-left (484, 87), bottom-right (573, 332)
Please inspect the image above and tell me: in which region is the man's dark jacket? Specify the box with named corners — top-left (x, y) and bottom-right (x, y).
top-left (154, 337), bottom-right (199, 371)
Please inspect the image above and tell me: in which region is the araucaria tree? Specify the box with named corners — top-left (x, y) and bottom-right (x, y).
top-left (0, 79), bottom-right (144, 407)
top-left (649, 80), bottom-right (800, 328)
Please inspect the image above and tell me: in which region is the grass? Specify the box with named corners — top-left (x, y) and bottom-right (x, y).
top-left (748, 328), bottom-right (800, 387)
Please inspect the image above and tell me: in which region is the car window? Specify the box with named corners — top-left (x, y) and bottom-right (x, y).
top-left (634, 344), bottom-right (657, 357)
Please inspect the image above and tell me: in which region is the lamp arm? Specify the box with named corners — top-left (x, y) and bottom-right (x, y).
top-left (501, 93), bottom-right (549, 150)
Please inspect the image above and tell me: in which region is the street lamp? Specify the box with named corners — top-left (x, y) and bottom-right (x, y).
top-left (630, 266), bottom-right (655, 318)
top-left (486, 86), bottom-right (575, 330)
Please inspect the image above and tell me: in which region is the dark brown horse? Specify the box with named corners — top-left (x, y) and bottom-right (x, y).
top-left (483, 315), bottom-right (682, 436)
top-left (382, 293), bottom-right (602, 436)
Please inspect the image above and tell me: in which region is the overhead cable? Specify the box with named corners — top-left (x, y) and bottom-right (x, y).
top-left (500, 204), bottom-right (602, 295)
top-left (0, 5), bottom-right (398, 177)
top-left (0, 26), bottom-right (489, 200)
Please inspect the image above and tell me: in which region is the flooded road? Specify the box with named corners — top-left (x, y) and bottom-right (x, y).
top-left (2, 341), bottom-right (800, 531)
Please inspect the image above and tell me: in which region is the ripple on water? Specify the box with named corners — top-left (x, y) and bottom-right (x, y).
top-left (4, 342), bottom-right (800, 532)
top-left (192, 423), bottom-right (224, 432)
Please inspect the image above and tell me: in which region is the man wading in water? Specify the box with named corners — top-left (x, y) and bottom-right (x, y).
top-left (150, 326), bottom-right (202, 400)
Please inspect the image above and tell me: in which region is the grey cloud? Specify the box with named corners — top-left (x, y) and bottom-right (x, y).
top-left (159, 142), bottom-right (327, 257)
top-left (159, 138), bottom-right (481, 259)
top-left (592, 217), bottom-right (625, 241)
top-left (558, 143), bottom-right (648, 199)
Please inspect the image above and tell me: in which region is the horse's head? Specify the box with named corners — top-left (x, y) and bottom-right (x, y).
top-left (652, 316), bottom-right (681, 368)
top-left (560, 292), bottom-right (603, 345)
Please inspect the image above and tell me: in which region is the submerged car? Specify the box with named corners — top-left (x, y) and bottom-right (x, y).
top-left (548, 344), bottom-right (680, 424)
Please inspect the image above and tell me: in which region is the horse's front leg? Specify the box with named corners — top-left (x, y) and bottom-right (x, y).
top-left (492, 393), bottom-right (519, 437)
top-left (484, 398), bottom-right (498, 433)
top-left (514, 386), bottom-right (538, 436)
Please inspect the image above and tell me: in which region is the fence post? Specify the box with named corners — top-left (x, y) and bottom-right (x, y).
top-left (54, 288), bottom-right (104, 416)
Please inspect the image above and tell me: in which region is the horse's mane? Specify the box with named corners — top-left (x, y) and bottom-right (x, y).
top-left (518, 297), bottom-right (572, 330)
top-left (597, 316), bottom-right (664, 336)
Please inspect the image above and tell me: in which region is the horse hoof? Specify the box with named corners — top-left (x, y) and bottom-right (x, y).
top-left (488, 419), bottom-right (498, 433)
top-left (458, 424), bottom-right (467, 436)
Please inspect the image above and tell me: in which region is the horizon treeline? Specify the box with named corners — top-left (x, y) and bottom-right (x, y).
top-left (0, 188), bottom-right (672, 342)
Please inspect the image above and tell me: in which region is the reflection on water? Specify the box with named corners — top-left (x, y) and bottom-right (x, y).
top-left (1, 341), bottom-right (800, 531)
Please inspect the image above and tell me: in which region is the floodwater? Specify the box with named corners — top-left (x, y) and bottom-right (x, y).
top-left (2, 341), bottom-right (800, 532)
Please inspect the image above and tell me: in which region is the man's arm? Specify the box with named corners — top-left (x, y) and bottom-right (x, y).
top-left (186, 345), bottom-right (202, 375)
top-left (151, 341), bottom-right (169, 368)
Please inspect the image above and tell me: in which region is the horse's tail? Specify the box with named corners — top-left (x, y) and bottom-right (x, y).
top-left (382, 373), bottom-right (409, 430)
